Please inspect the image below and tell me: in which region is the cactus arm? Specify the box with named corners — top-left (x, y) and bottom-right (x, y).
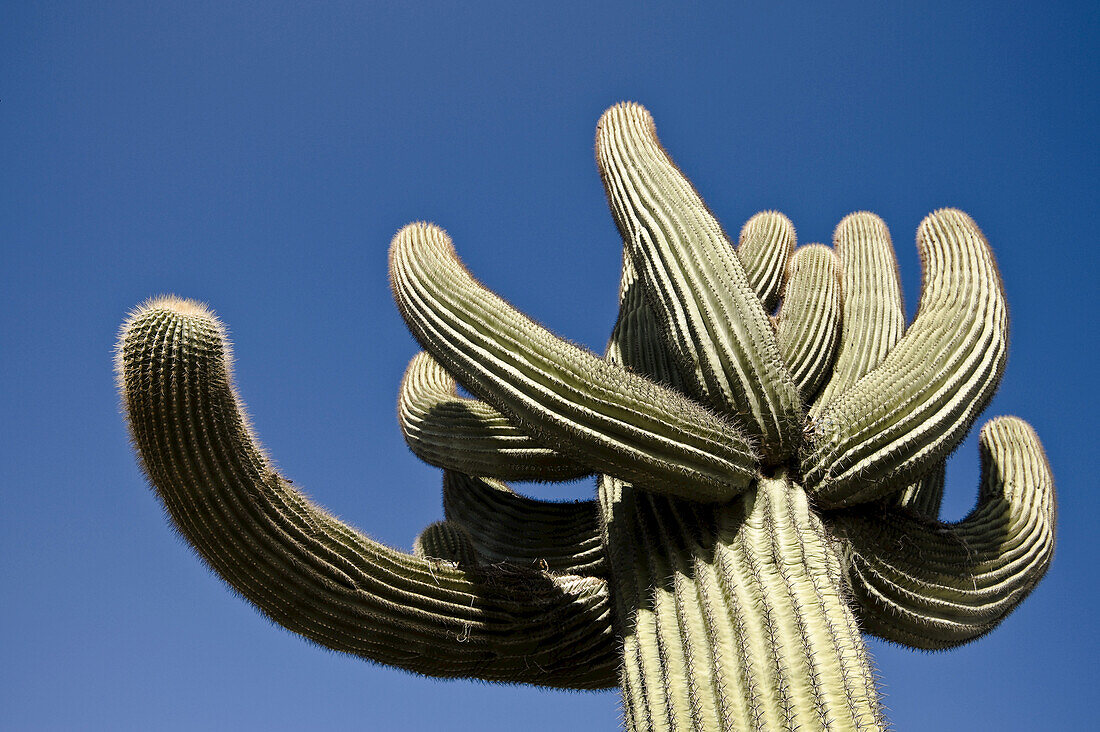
top-left (736, 211), bottom-right (796, 312)
top-left (811, 212), bottom-right (906, 415)
top-left (595, 102), bottom-right (803, 463)
top-left (442, 473), bottom-right (606, 576)
top-left (774, 244), bottom-right (843, 401)
top-left (607, 255), bottom-right (688, 392)
top-left (412, 520), bottom-right (482, 567)
top-left (803, 209), bottom-right (1008, 507)
top-left (118, 298), bottom-right (618, 690)
top-left (399, 352), bottom-right (591, 481)
top-left (829, 417), bottom-right (1055, 649)
top-left (888, 463), bottom-right (947, 518)
top-left (389, 222), bottom-right (757, 503)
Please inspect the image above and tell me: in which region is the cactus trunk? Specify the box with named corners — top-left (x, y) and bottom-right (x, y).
top-left (602, 476), bottom-right (883, 731)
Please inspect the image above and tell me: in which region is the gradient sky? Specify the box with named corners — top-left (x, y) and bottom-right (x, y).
top-left (3, 2), bottom-right (1097, 730)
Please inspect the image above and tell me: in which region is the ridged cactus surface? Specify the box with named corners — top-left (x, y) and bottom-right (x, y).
top-left (119, 103), bottom-right (1055, 731)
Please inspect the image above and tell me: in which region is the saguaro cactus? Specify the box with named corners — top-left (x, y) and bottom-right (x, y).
top-left (118, 103), bottom-right (1055, 731)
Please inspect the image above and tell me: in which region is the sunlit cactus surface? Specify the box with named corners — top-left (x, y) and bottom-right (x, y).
top-left (119, 103), bottom-right (1055, 731)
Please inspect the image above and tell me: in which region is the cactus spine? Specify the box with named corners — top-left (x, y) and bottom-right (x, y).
top-left (119, 103), bottom-right (1055, 730)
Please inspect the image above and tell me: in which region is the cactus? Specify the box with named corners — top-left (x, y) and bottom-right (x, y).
top-left (118, 102), bottom-right (1055, 731)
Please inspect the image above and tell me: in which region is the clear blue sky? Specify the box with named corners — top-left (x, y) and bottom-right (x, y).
top-left (2, 2), bottom-right (1096, 729)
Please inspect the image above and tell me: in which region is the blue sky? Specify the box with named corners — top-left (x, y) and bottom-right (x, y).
top-left (2, 2), bottom-right (1097, 729)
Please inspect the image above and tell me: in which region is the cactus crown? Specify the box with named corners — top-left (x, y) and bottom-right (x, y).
top-left (119, 102), bottom-right (1054, 731)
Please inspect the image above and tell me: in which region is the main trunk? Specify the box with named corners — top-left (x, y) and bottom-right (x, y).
top-left (599, 474), bottom-right (885, 731)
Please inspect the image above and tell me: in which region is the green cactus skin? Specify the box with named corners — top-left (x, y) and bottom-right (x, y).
top-left (118, 102), bottom-right (1055, 731)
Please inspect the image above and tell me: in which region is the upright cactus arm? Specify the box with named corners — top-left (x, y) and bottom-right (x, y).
top-left (808, 212), bottom-right (947, 517)
top-left (811, 212), bottom-right (906, 414)
top-left (118, 297), bottom-right (618, 690)
top-left (442, 473), bottom-right (606, 576)
top-left (774, 244), bottom-right (843, 401)
top-left (596, 103), bottom-right (803, 463)
top-left (829, 417), bottom-right (1055, 649)
top-left (607, 256), bottom-right (687, 392)
top-left (803, 209), bottom-right (1008, 507)
top-left (737, 211), bottom-right (796, 312)
top-left (389, 222), bottom-right (758, 502)
top-left (399, 352), bottom-right (591, 481)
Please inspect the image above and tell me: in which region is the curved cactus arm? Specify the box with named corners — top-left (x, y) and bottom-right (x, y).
top-left (774, 244), bottom-right (843, 401)
top-left (889, 463), bottom-right (947, 519)
top-left (595, 102), bottom-right (802, 463)
top-left (117, 298), bottom-right (618, 690)
top-left (413, 520), bottom-right (481, 567)
top-left (811, 212), bottom-right (906, 415)
top-left (389, 222), bottom-right (757, 503)
top-left (442, 473), bottom-right (606, 576)
top-left (737, 210), bottom-right (796, 312)
top-left (829, 417), bottom-right (1055, 649)
top-left (399, 352), bottom-right (591, 482)
top-left (803, 209), bottom-right (1008, 507)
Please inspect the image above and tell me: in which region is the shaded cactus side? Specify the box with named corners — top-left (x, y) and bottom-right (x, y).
top-left (118, 103), bottom-right (1054, 731)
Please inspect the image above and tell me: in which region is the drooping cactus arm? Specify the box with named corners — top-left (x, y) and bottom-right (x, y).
top-left (774, 244), bottom-right (842, 401)
top-left (389, 222), bottom-right (757, 503)
top-left (737, 210), bottom-right (796, 312)
top-left (442, 473), bottom-right (606, 576)
top-left (803, 209), bottom-right (1008, 507)
top-left (596, 102), bottom-right (803, 463)
top-left (829, 417), bottom-right (1055, 649)
top-left (118, 298), bottom-right (618, 690)
top-left (399, 256), bottom-right (663, 582)
top-left (399, 352), bottom-right (591, 481)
